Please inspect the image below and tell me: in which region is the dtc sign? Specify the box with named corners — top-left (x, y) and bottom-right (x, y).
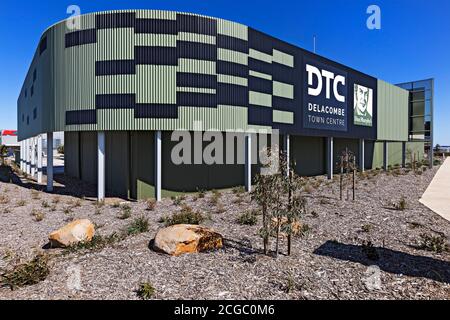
top-left (303, 58), bottom-right (348, 132)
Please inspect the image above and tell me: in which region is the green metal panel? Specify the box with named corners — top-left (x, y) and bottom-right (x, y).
top-left (377, 80), bottom-right (409, 141)
top-left (130, 131), bottom-right (154, 200)
top-left (388, 142), bottom-right (402, 167)
top-left (372, 141), bottom-right (384, 169)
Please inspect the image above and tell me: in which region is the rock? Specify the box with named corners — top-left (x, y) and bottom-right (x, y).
top-left (49, 219), bottom-right (95, 248)
top-left (270, 217), bottom-right (301, 237)
top-left (153, 224), bottom-right (223, 256)
top-left (362, 265), bottom-right (382, 291)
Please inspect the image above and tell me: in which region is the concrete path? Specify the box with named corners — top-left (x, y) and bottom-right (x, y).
top-left (420, 158), bottom-right (450, 221)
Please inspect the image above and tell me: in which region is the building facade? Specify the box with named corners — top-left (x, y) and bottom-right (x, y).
top-left (17, 10), bottom-right (429, 200)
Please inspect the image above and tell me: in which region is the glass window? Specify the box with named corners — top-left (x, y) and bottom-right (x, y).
top-left (411, 101), bottom-right (425, 116)
top-left (412, 116), bottom-right (425, 132)
top-left (413, 80), bottom-right (431, 91)
top-left (411, 90), bottom-right (425, 101)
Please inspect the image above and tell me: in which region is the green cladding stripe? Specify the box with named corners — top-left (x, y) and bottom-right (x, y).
top-left (273, 110), bottom-right (294, 124)
top-left (377, 79), bottom-right (409, 141)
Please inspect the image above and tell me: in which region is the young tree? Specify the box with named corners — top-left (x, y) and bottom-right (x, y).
top-left (0, 144), bottom-right (7, 166)
top-left (337, 148), bottom-right (357, 201)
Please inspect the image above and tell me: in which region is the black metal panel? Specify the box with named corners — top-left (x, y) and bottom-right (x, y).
top-left (135, 104), bottom-right (178, 118)
top-left (65, 29), bottom-right (97, 48)
top-left (248, 58), bottom-right (273, 76)
top-left (248, 76), bottom-right (272, 94)
top-left (176, 73), bottom-right (217, 89)
top-left (66, 110), bottom-right (97, 125)
top-left (177, 92), bottom-right (217, 108)
top-left (217, 34), bottom-right (248, 53)
top-left (177, 41), bottom-right (217, 61)
top-left (135, 18), bottom-right (177, 34)
top-left (247, 105), bottom-right (272, 126)
top-left (248, 28), bottom-right (273, 55)
top-left (217, 83), bottom-right (248, 107)
top-left (95, 60), bottom-right (136, 76)
top-left (176, 14), bottom-right (217, 36)
top-left (135, 46), bottom-right (177, 65)
top-left (217, 60), bottom-right (248, 78)
top-left (96, 12), bottom-right (135, 29)
top-left (95, 94), bottom-right (135, 109)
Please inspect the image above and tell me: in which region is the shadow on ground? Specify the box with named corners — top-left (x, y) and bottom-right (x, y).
top-left (313, 240), bottom-right (450, 284)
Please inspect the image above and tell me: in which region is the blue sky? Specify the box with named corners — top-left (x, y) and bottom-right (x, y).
top-left (0, 0), bottom-right (448, 144)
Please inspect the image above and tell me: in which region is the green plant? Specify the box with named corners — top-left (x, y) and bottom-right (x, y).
top-left (63, 207), bottom-right (72, 214)
top-left (393, 197), bottom-right (407, 211)
top-left (196, 189), bottom-right (206, 199)
top-left (237, 210), bottom-right (258, 225)
top-left (0, 194), bottom-right (9, 204)
top-left (0, 254), bottom-right (50, 290)
top-left (232, 186), bottom-right (245, 194)
top-left (418, 233), bottom-right (448, 253)
top-left (41, 200), bottom-right (49, 208)
top-left (16, 199), bottom-right (26, 206)
top-left (126, 216), bottom-right (149, 235)
top-left (64, 233), bottom-right (124, 254)
top-left (162, 205), bottom-right (204, 226)
top-left (361, 224), bottom-right (372, 233)
top-left (136, 282), bottom-right (155, 300)
top-left (172, 196), bottom-right (183, 206)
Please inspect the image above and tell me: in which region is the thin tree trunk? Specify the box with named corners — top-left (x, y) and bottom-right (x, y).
top-left (287, 171), bottom-right (292, 256)
top-left (340, 156), bottom-right (343, 201)
top-left (275, 220), bottom-right (280, 258)
top-left (263, 204), bottom-right (268, 255)
top-left (353, 158), bottom-right (356, 201)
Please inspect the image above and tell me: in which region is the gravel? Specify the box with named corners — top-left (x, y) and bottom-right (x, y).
top-left (0, 165), bottom-right (449, 300)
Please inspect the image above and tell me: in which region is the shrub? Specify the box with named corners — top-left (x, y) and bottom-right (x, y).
top-left (136, 282), bottom-right (155, 300)
top-left (64, 233), bottom-right (123, 254)
top-left (0, 194), bottom-right (10, 204)
top-left (146, 198), bottom-right (156, 211)
top-left (393, 197), bottom-right (407, 211)
top-left (361, 224), bottom-right (372, 233)
top-left (237, 210), bottom-right (258, 225)
top-left (16, 199), bottom-right (26, 206)
top-left (32, 210), bottom-right (45, 222)
top-left (162, 205), bottom-right (204, 226)
top-left (126, 216), bottom-right (149, 235)
top-left (418, 233), bottom-right (448, 253)
top-left (0, 254), bottom-right (50, 290)
top-left (172, 196), bottom-right (185, 206)
top-left (118, 205), bottom-right (132, 220)
top-left (232, 186), bottom-right (245, 194)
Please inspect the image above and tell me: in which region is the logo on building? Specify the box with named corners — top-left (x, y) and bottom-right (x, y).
top-left (303, 58), bottom-right (348, 132)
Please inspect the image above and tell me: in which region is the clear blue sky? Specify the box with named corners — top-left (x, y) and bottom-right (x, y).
top-left (0, 0), bottom-right (448, 144)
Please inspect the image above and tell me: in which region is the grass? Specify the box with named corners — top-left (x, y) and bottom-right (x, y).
top-left (16, 199), bottom-right (26, 207)
top-left (232, 186), bottom-right (245, 195)
top-left (161, 205), bottom-right (204, 227)
top-left (0, 254), bottom-right (50, 290)
top-left (237, 210), bottom-right (258, 226)
top-left (418, 233), bottom-right (449, 253)
top-left (392, 197), bottom-right (407, 211)
top-left (136, 282), bottom-right (155, 300)
top-left (126, 216), bottom-right (149, 235)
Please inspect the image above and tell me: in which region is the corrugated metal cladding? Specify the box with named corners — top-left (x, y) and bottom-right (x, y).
top-left (17, 9), bottom-right (407, 141)
top-left (377, 80), bottom-right (408, 141)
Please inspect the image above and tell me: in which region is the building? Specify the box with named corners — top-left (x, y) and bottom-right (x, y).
top-left (17, 9), bottom-right (431, 201)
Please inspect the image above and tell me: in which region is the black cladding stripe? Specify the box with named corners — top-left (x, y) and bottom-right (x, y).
top-left (135, 46), bottom-right (177, 65)
top-left (272, 96), bottom-right (296, 112)
top-left (135, 18), bottom-right (177, 34)
top-left (247, 105), bottom-right (272, 126)
top-left (217, 34), bottom-right (248, 54)
top-left (95, 12), bottom-right (136, 29)
top-left (65, 29), bottom-right (97, 48)
top-left (135, 104), bottom-right (178, 118)
top-left (177, 41), bottom-right (217, 61)
top-left (248, 27), bottom-right (273, 55)
top-left (217, 83), bottom-right (248, 107)
top-left (95, 94), bottom-right (136, 109)
top-left (176, 92), bottom-right (217, 108)
top-left (248, 58), bottom-right (273, 77)
top-left (176, 14), bottom-right (217, 36)
top-left (95, 60), bottom-right (136, 76)
top-left (248, 76), bottom-right (272, 94)
top-left (66, 110), bottom-right (97, 125)
top-left (176, 73), bottom-right (217, 89)
top-left (217, 61), bottom-right (249, 78)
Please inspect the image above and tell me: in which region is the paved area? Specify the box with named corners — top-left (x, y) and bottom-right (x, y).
top-left (420, 158), bottom-right (450, 221)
